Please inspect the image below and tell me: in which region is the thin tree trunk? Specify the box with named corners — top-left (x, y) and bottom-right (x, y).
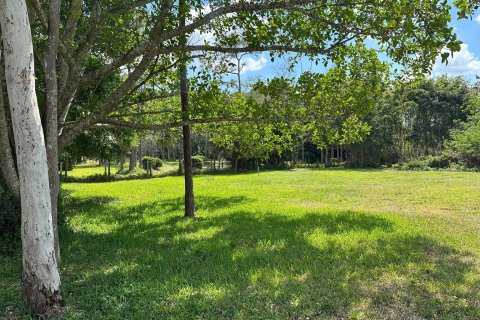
top-left (237, 69), bottom-right (242, 93)
top-left (301, 139), bottom-right (305, 163)
top-left (0, 99), bottom-right (20, 202)
top-left (0, 37), bottom-right (20, 202)
top-left (325, 147), bottom-right (329, 167)
top-left (0, 1), bottom-right (62, 314)
top-left (138, 139), bottom-right (143, 167)
top-left (180, 0), bottom-right (195, 218)
top-left (178, 157), bottom-right (183, 175)
top-left (0, 31), bottom-right (15, 155)
top-left (44, 0), bottom-right (61, 265)
top-left (180, 58), bottom-right (195, 218)
top-left (129, 146), bottom-right (137, 171)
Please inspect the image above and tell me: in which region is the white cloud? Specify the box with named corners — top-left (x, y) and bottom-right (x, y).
top-left (474, 15), bottom-right (480, 23)
top-left (240, 55), bottom-right (268, 74)
top-left (432, 43), bottom-right (480, 79)
top-left (188, 29), bottom-right (215, 45)
top-left (188, 4), bottom-right (215, 45)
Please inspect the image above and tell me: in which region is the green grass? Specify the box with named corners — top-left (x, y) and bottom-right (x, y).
top-left (66, 162), bottom-right (178, 179)
top-left (1, 169), bottom-right (480, 319)
top-left (66, 163), bottom-right (121, 178)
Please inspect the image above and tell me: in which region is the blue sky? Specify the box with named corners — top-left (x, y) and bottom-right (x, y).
top-left (430, 13), bottom-right (480, 81)
top-left (221, 11), bottom-right (480, 85)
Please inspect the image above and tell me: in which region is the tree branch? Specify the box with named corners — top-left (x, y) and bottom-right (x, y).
top-left (80, 0), bottom-right (318, 86)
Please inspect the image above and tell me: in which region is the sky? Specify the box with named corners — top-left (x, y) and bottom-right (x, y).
top-left (431, 13), bottom-right (480, 81)
top-left (200, 9), bottom-right (480, 85)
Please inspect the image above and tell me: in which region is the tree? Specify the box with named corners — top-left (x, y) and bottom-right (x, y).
top-left (448, 85), bottom-right (480, 168)
top-left (0, 0), bottom-right (62, 315)
top-left (179, 0), bottom-right (195, 218)
top-left (0, 30), bottom-right (20, 203)
top-left (348, 76), bottom-right (474, 166)
top-left (401, 76), bottom-right (471, 155)
top-left (449, 114), bottom-right (480, 168)
top-left (0, 0), bottom-right (463, 266)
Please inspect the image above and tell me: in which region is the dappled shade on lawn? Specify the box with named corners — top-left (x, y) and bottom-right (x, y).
top-left (2, 169), bottom-right (480, 319)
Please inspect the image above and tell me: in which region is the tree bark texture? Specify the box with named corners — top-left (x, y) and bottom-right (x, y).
top-left (44, 0), bottom-right (62, 265)
top-left (0, 0), bottom-right (62, 315)
top-left (179, 0), bottom-right (195, 218)
top-left (129, 146), bottom-right (137, 171)
top-left (0, 33), bottom-right (20, 203)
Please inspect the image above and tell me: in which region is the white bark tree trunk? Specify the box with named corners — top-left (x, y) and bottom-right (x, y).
top-left (0, 0), bottom-right (62, 315)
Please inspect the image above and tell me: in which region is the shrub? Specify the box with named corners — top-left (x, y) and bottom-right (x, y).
top-left (191, 155), bottom-right (205, 170)
top-left (449, 117), bottom-right (480, 168)
top-left (424, 154), bottom-right (451, 169)
top-left (398, 158), bottom-right (429, 171)
top-left (142, 156), bottom-right (163, 170)
top-left (396, 154), bottom-right (452, 171)
top-left (118, 167), bottom-right (150, 180)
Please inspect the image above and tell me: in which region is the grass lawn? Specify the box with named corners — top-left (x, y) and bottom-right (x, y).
top-left (67, 163), bottom-right (121, 178)
top-left (66, 162), bottom-right (179, 179)
top-left (1, 169), bottom-right (480, 319)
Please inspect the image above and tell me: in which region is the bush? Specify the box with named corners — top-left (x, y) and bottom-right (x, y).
top-left (117, 167), bottom-right (150, 180)
top-left (425, 154), bottom-right (451, 169)
top-left (142, 156), bottom-right (163, 170)
top-left (191, 155), bottom-right (205, 170)
top-left (395, 154), bottom-right (452, 171)
top-left (449, 117), bottom-right (480, 168)
top-left (398, 158), bottom-right (429, 171)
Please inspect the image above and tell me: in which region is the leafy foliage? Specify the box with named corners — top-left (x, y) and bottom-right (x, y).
top-left (142, 156), bottom-right (163, 169)
top-left (191, 155), bottom-right (205, 170)
top-left (349, 76), bottom-right (475, 166)
top-left (449, 114), bottom-right (480, 168)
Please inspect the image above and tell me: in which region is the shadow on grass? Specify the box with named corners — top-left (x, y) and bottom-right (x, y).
top-left (57, 195), bottom-right (480, 319)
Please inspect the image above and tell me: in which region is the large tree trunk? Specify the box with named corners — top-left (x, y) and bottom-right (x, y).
top-left (0, 32), bottom-right (20, 203)
top-left (179, 0), bottom-right (195, 218)
top-left (44, 0), bottom-right (62, 265)
top-left (0, 0), bottom-right (62, 315)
